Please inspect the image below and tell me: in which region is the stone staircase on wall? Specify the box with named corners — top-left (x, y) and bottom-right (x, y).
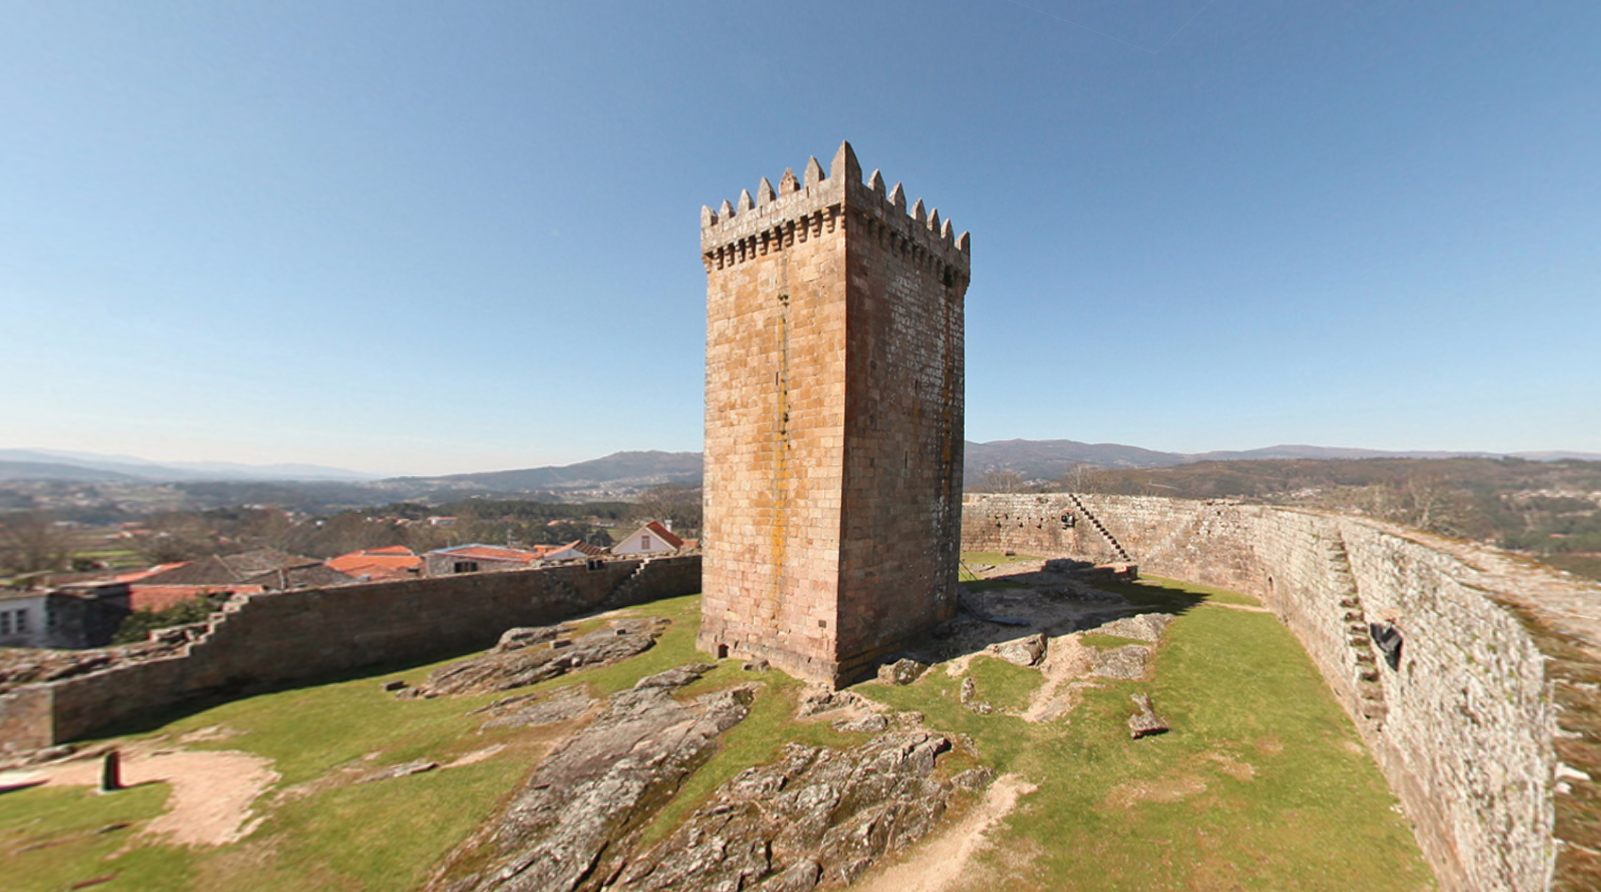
top-left (603, 557), bottom-right (656, 608)
top-left (1329, 535), bottom-right (1388, 725)
top-left (1066, 494), bottom-right (1133, 563)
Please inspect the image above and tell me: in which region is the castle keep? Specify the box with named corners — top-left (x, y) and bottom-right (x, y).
top-left (698, 141), bottom-right (971, 684)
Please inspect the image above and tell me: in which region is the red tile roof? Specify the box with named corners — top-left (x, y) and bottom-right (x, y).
top-left (115, 563), bottom-right (190, 583)
top-left (643, 521), bottom-right (686, 550)
top-left (432, 544), bottom-right (543, 564)
top-left (327, 547), bottom-right (423, 580)
top-left (129, 584), bottom-right (265, 613)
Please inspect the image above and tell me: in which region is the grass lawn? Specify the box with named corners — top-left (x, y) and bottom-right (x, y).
top-left (1, 580), bottom-right (1435, 891)
top-left (861, 576), bottom-right (1435, 891)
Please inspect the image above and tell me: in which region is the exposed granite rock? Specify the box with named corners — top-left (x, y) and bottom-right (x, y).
top-left (960, 677), bottom-right (994, 715)
top-left (989, 632), bottom-right (1047, 667)
top-left (833, 713), bottom-right (889, 734)
top-left (477, 686), bottom-right (597, 730)
top-left (878, 659), bottom-right (928, 686)
top-left (1127, 693), bottom-right (1169, 739)
top-left (434, 674), bottom-right (757, 892)
top-left (402, 618), bottom-right (669, 698)
top-left (634, 663), bottom-right (715, 690)
top-left (495, 624), bottom-right (571, 653)
top-left (604, 731), bottom-right (956, 892)
top-left (795, 688), bottom-right (867, 718)
top-left (359, 758), bottom-right (439, 783)
top-left (1088, 613), bottom-right (1174, 643)
top-left (1090, 644), bottom-right (1152, 681)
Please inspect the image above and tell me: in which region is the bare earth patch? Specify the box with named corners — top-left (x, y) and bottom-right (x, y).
top-left (852, 774), bottom-right (1038, 892)
top-left (19, 744), bottom-right (278, 846)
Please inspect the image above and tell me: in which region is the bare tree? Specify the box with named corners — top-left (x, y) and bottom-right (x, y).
top-left (1057, 462), bottom-right (1105, 493)
top-left (0, 511), bottom-right (75, 584)
top-left (978, 469), bottom-right (1028, 493)
top-left (633, 483), bottom-right (703, 534)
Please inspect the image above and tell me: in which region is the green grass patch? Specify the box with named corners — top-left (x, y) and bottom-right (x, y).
top-left (1079, 632), bottom-right (1150, 649)
top-left (962, 551), bottom-right (1044, 565)
top-left (964, 656), bottom-right (1043, 713)
top-left (0, 783), bottom-right (194, 892)
top-left (1, 578), bottom-right (1434, 892)
top-left (855, 581), bottom-right (1434, 891)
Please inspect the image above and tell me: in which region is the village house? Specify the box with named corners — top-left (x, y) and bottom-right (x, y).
top-left (611, 520), bottom-right (688, 556)
top-left (115, 548), bottom-right (357, 612)
top-left (0, 582), bottom-right (130, 649)
top-left (423, 543), bottom-right (544, 576)
top-left (325, 545), bottom-right (423, 582)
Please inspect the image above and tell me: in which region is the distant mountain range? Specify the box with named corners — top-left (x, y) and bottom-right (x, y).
top-left (0, 449), bottom-right (379, 483)
top-left (381, 451), bottom-right (705, 493)
top-left (2, 442), bottom-right (1598, 492)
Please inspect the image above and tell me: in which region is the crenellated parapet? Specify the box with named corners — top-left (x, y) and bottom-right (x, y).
top-left (701, 140), bottom-right (971, 287)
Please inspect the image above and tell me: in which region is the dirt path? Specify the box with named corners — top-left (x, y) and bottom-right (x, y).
top-left (1205, 601), bottom-right (1270, 613)
top-left (1023, 633), bottom-right (1096, 722)
top-left (852, 773), bottom-right (1037, 892)
top-left (1, 743), bottom-right (278, 847)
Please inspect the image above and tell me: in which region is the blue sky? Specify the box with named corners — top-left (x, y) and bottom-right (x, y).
top-left (2, 1), bottom-right (1597, 476)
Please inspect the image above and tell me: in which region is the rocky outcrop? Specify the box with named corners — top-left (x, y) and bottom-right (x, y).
top-left (433, 674), bottom-right (757, 892)
top-left (1089, 644), bottom-right (1151, 680)
top-left (606, 731), bottom-right (958, 891)
top-left (401, 618), bottom-right (669, 698)
top-left (473, 686), bottom-right (597, 730)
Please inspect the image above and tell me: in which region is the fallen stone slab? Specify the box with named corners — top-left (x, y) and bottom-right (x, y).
top-left (401, 617), bottom-right (669, 698)
top-left (359, 759), bottom-right (439, 783)
top-left (1128, 693), bottom-right (1169, 739)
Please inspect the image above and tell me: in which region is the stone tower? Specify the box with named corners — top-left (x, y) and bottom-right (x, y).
top-left (698, 141), bottom-right (971, 685)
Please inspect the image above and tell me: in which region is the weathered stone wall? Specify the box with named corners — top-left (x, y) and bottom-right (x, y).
top-left (699, 142), bottom-right (969, 684)
top-left (0, 556), bottom-right (700, 751)
top-left (963, 493), bottom-right (1601, 892)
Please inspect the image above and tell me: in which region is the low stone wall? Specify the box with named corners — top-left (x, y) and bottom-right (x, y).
top-left (0, 555), bottom-right (701, 753)
top-left (963, 493), bottom-right (1601, 892)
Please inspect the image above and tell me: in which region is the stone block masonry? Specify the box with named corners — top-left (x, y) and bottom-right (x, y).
top-left (963, 492), bottom-right (1601, 892)
top-left (698, 141), bottom-right (970, 685)
top-left (0, 556), bottom-right (701, 751)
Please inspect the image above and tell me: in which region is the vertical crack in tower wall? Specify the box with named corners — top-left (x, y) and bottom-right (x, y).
top-left (698, 142), bottom-right (971, 685)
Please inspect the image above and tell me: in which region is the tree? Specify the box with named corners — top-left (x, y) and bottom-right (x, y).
top-left (0, 511), bottom-right (75, 583)
top-left (633, 483), bottom-right (703, 535)
top-left (1056, 463), bottom-right (1106, 493)
top-left (977, 469), bottom-right (1027, 493)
